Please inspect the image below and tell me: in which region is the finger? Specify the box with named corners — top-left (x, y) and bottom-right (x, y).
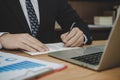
top-left (29, 36), bottom-right (48, 49)
top-left (60, 32), bottom-right (69, 43)
top-left (21, 34), bottom-right (48, 51)
top-left (70, 31), bottom-right (84, 47)
top-left (24, 34), bottom-right (49, 51)
top-left (64, 31), bottom-right (81, 47)
top-left (28, 38), bottom-right (48, 50)
top-left (71, 35), bottom-right (84, 47)
top-left (18, 42), bottom-right (38, 52)
top-left (64, 30), bottom-right (76, 43)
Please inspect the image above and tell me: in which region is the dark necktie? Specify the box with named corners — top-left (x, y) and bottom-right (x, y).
top-left (26, 0), bottom-right (39, 37)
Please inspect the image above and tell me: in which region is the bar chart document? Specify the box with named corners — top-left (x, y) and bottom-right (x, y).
top-left (0, 51), bottom-right (67, 80)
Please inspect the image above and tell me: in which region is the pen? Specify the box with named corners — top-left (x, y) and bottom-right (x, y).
top-left (69, 22), bottom-right (75, 32)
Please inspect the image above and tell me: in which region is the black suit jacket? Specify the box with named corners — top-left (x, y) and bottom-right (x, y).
top-left (0, 0), bottom-right (92, 44)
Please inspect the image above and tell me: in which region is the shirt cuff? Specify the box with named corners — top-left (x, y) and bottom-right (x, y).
top-left (83, 34), bottom-right (88, 44)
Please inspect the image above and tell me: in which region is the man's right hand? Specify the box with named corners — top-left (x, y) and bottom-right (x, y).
top-left (0, 33), bottom-right (48, 52)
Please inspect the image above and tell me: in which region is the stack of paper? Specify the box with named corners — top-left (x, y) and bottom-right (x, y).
top-left (25, 42), bottom-right (80, 55)
top-left (94, 16), bottom-right (113, 26)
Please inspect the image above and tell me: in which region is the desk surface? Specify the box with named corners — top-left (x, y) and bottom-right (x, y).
top-left (2, 40), bottom-right (120, 80)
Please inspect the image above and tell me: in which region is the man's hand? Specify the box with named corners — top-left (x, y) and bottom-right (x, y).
top-left (61, 27), bottom-right (84, 47)
top-left (0, 33), bottom-right (48, 52)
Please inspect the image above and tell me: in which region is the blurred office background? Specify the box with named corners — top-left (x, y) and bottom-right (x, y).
top-left (55, 0), bottom-right (120, 40)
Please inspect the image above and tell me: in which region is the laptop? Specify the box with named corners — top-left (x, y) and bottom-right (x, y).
top-left (48, 6), bottom-right (120, 71)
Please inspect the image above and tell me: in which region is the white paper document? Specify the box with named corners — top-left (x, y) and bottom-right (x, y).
top-left (25, 42), bottom-right (80, 55)
top-left (0, 51), bottom-right (66, 80)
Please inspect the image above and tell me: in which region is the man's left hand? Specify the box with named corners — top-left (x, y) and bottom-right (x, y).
top-left (61, 27), bottom-right (84, 47)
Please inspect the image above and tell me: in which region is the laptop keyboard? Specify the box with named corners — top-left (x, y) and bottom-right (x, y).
top-left (71, 52), bottom-right (103, 65)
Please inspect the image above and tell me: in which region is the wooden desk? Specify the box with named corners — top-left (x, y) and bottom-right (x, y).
top-left (2, 40), bottom-right (120, 80)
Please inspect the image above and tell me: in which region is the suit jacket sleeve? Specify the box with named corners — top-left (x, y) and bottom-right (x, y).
top-left (56, 0), bottom-right (92, 44)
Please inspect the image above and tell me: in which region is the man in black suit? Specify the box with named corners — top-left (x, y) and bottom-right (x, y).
top-left (0, 0), bottom-right (92, 52)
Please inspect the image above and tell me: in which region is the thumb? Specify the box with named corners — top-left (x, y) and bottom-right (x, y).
top-left (60, 32), bottom-right (69, 43)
